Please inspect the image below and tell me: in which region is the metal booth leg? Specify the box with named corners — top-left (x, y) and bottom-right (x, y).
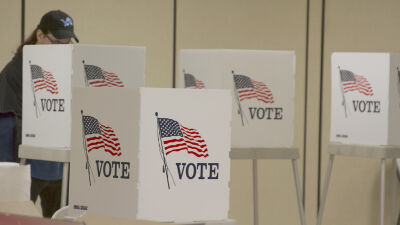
top-left (253, 159), bottom-right (259, 225)
top-left (392, 158), bottom-right (397, 225)
top-left (381, 159), bottom-right (386, 225)
top-left (61, 162), bottom-right (70, 207)
top-left (292, 159), bottom-right (306, 225)
top-left (317, 154), bottom-right (335, 225)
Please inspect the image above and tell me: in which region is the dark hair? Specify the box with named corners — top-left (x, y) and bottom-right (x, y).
top-left (16, 27), bottom-right (49, 53)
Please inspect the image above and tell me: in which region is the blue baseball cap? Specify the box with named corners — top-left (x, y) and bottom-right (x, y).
top-left (38, 10), bottom-right (79, 43)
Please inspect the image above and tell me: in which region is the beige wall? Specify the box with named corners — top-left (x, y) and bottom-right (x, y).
top-left (1, 0), bottom-right (399, 225)
top-left (0, 0), bottom-right (21, 70)
top-left (24, 0), bottom-right (174, 88)
top-left (176, 1), bottom-right (308, 224)
top-left (320, 0), bottom-right (400, 224)
top-left (305, 0), bottom-right (324, 224)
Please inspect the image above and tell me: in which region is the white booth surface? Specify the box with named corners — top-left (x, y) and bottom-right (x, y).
top-left (69, 88), bottom-right (232, 222)
top-left (0, 163), bottom-right (31, 202)
top-left (178, 49), bottom-right (295, 148)
top-left (22, 44), bottom-right (145, 148)
top-left (330, 52), bottom-right (400, 146)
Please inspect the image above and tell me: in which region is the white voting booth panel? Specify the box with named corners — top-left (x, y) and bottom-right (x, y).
top-left (178, 49), bottom-right (295, 148)
top-left (330, 52), bottom-right (400, 146)
top-left (69, 88), bottom-right (232, 222)
top-left (22, 44), bottom-right (145, 148)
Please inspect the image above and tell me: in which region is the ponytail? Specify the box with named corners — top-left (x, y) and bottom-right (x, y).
top-left (16, 27), bottom-right (49, 53)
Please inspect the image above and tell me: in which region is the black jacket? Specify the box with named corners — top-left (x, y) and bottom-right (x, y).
top-left (0, 52), bottom-right (22, 119)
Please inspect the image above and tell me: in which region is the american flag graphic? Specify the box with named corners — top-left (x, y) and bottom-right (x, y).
top-left (233, 74), bottom-right (274, 103)
top-left (30, 65), bottom-right (58, 94)
top-left (82, 115), bottom-right (121, 156)
top-left (158, 117), bottom-right (208, 158)
top-left (184, 73), bottom-right (205, 89)
top-left (84, 64), bottom-right (124, 87)
top-left (340, 69), bottom-right (373, 96)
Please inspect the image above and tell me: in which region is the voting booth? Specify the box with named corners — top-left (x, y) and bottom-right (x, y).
top-left (178, 50), bottom-right (307, 225)
top-left (330, 52), bottom-right (400, 146)
top-left (22, 44), bottom-right (145, 148)
top-left (69, 88), bottom-right (232, 222)
top-left (317, 52), bottom-right (400, 225)
top-left (178, 49), bottom-right (295, 148)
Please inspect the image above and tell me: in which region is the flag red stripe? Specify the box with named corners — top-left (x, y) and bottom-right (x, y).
top-left (104, 142), bottom-right (121, 152)
top-left (238, 91), bottom-right (274, 102)
top-left (164, 142), bottom-right (186, 151)
top-left (343, 83), bottom-right (372, 90)
top-left (240, 95), bottom-right (273, 102)
top-left (181, 133), bottom-right (203, 139)
top-left (104, 149), bottom-right (121, 156)
top-left (181, 135), bottom-right (205, 143)
top-left (163, 137), bottom-right (185, 145)
top-left (43, 70), bottom-right (58, 94)
top-left (239, 92), bottom-right (273, 99)
top-left (237, 89), bottom-right (254, 94)
top-left (33, 85), bottom-right (46, 92)
top-left (103, 70), bottom-right (125, 87)
top-left (186, 144), bottom-right (208, 153)
top-left (184, 140), bottom-right (207, 150)
top-left (87, 138), bottom-right (120, 154)
top-left (181, 129), bottom-right (201, 135)
top-left (180, 127), bottom-right (202, 134)
top-left (180, 125), bottom-right (198, 132)
top-left (195, 79), bottom-right (205, 89)
top-left (165, 147), bottom-right (187, 155)
top-left (88, 80), bottom-right (106, 85)
top-left (238, 91), bottom-right (272, 98)
top-left (165, 147), bottom-right (208, 157)
top-left (101, 137), bottom-right (120, 149)
top-left (186, 150), bottom-right (209, 157)
top-left (87, 136), bottom-right (102, 142)
top-left (86, 139), bottom-right (103, 147)
top-left (87, 144), bottom-right (104, 152)
top-left (257, 99), bottom-right (274, 104)
top-left (343, 86), bottom-right (372, 92)
top-left (180, 126), bottom-right (207, 149)
top-left (100, 130), bottom-right (117, 138)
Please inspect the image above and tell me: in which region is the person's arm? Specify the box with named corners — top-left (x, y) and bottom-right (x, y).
top-left (0, 53), bottom-right (23, 117)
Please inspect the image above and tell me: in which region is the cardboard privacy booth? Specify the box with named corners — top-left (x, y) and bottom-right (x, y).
top-left (22, 44), bottom-right (145, 148)
top-left (69, 88), bottom-right (232, 222)
top-left (178, 49), bottom-right (295, 148)
top-left (330, 52), bottom-right (400, 146)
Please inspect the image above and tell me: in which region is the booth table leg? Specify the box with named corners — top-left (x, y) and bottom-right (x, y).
top-left (19, 158), bottom-right (26, 165)
top-left (381, 159), bottom-right (386, 225)
top-left (253, 159), bottom-right (258, 225)
top-left (292, 159), bottom-right (306, 225)
top-left (61, 162), bottom-right (69, 208)
top-left (392, 158), bottom-right (398, 225)
top-left (317, 154), bottom-right (335, 225)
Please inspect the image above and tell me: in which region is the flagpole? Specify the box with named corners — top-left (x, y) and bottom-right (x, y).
top-left (155, 112), bottom-right (176, 189)
top-left (232, 71), bottom-right (245, 126)
top-left (82, 60), bottom-right (88, 87)
top-left (338, 66), bottom-right (349, 118)
top-left (29, 61), bottom-right (39, 118)
top-left (81, 110), bottom-right (95, 186)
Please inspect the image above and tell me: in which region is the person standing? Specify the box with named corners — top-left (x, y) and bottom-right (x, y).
top-left (0, 9), bottom-right (79, 217)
